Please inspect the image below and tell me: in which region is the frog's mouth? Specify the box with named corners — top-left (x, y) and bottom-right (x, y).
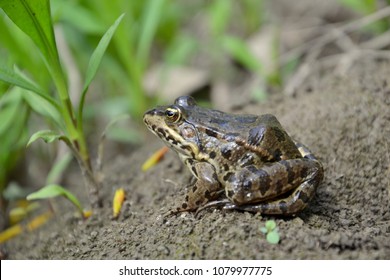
top-left (143, 109), bottom-right (200, 159)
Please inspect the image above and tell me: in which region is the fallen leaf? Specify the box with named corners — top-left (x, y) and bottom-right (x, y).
top-left (113, 188), bottom-right (126, 219)
top-left (0, 210), bottom-right (53, 244)
top-left (141, 146), bottom-right (169, 171)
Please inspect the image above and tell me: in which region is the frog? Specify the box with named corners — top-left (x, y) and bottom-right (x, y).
top-left (143, 96), bottom-right (324, 215)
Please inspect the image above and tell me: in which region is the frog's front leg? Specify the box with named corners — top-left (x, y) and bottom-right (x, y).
top-left (173, 161), bottom-right (222, 213)
top-left (223, 158), bottom-right (323, 215)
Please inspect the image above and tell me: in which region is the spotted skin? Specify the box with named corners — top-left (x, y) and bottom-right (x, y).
top-left (143, 96), bottom-right (324, 215)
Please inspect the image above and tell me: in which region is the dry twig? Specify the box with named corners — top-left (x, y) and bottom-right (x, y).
top-left (283, 6), bottom-right (390, 96)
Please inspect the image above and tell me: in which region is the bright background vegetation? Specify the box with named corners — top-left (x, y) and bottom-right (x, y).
top-left (1, 0), bottom-right (390, 229)
top-left (0, 0), bottom-right (266, 210)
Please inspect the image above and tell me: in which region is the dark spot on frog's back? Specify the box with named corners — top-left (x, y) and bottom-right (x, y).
top-left (273, 149), bottom-right (282, 161)
top-left (247, 166), bottom-right (271, 196)
top-left (221, 146), bottom-right (232, 159)
top-left (279, 160), bottom-right (298, 184)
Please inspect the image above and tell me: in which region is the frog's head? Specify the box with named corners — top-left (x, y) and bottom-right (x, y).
top-left (143, 96), bottom-right (202, 159)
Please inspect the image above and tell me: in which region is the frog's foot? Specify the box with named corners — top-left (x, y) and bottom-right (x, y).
top-left (172, 162), bottom-right (222, 213)
top-left (194, 199), bottom-right (231, 216)
top-left (163, 208), bottom-right (180, 217)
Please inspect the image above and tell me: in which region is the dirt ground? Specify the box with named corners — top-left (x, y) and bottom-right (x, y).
top-left (4, 55), bottom-right (390, 259)
top-left (3, 0), bottom-right (390, 260)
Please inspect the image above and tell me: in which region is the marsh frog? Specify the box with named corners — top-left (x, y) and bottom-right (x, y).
top-left (143, 96), bottom-right (323, 215)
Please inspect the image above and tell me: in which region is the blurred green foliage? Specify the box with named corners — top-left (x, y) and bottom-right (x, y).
top-left (0, 0), bottom-right (266, 211)
top-left (0, 0), bottom-right (124, 208)
top-left (0, 88), bottom-right (29, 193)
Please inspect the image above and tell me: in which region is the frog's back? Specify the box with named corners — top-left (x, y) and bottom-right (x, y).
top-left (244, 114), bottom-right (302, 161)
top-left (187, 108), bottom-right (302, 162)
top-left (186, 107), bottom-right (266, 135)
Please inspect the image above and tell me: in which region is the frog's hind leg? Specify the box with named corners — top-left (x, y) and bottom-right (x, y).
top-left (223, 158), bottom-right (323, 215)
top-left (223, 179), bottom-right (316, 215)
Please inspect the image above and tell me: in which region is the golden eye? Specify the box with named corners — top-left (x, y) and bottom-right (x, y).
top-left (165, 107), bottom-right (181, 123)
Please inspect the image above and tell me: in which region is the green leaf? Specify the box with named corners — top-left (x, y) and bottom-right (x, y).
top-left (266, 231), bottom-right (280, 244)
top-left (0, 88), bottom-right (24, 135)
top-left (26, 184), bottom-right (83, 214)
top-left (78, 13), bottom-right (125, 123)
top-left (21, 90), bottom-right (63, 130)
top-left (0, 64), bottom-right (46, 96)
top-left (0, 64), bottom-right (60, 112)
top-left (164, 35), bottom-right (198, 66)
top-left (265, 220), bottom-right (277, 231)
top-left (27, 130), bottom-right (64, 147)
top-left (3, 182), bottom-right (29, 200)
top-left (46, 152), bottom-right (73, 184)
top-left (82, 13), bottom-right (125, 93)
top-left (0, 0), bottom-right (58, 64)
top-left (51, 0), bottom-right (106, 35)
top-left (222, 36), bottom-right (262, 73)
top-left (209, 0), bottom-right (232, 36)
top-left (136, 0), bottom-right (165, 69)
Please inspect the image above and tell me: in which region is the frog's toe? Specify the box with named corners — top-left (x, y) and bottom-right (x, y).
top-left (194, 199), bottom-right (231, 215)
top-left (163, 209), bottom-right (178, 217)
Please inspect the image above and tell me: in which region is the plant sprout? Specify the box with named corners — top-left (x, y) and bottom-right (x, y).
top-left (260, 220), bottom-right (280, 244)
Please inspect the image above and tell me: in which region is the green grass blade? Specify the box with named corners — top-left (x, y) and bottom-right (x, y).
top-left (26, 184), bottom-right (83, 214)
top-left (0, 88), bottom-right (24, 135)
top-left (46, 153), bottom-right (73, 185)
top-left (0, 65), bottom-right (44, 96)
top-left (209, 0), bottom-right (232, 36)
top-left (26, 130), bottom-right (64, 147)
top-left (222, 35), bottom-right (262, 74)
top-left (52, 1), bottom-right (106, 35)
top-left (0, 64), bottom-right (60, 110)
top-left (78, 13), bottom-right (125, 123)
top-left (136, 0), bottom-right (165, 70)
top-left (22, 91), bottom-right (64, 130)
top-left (82, 13), bottom-right (125, 93)
top-left (0, 0), bottom-right (58, 63)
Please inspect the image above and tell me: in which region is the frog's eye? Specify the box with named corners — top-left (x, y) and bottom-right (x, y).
top-left (165, 107), bottom-right (182, 123)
